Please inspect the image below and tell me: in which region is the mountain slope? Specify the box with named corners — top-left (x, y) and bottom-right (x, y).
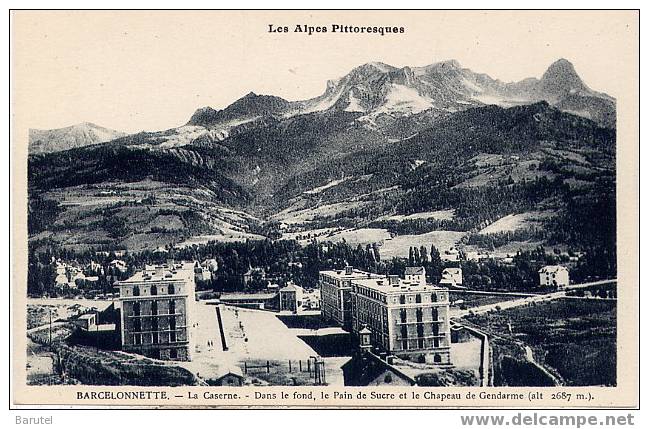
top-left (26, 59), bottom-right (616, 254)
top-left (29, 122), bottom-right (127, 154)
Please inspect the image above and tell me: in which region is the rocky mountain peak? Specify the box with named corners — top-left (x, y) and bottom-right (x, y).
top-left (539, 58), bottom-right (588, 100)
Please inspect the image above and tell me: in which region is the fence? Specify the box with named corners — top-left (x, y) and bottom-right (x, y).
top-left (243, 359), bottom-right (327, 385)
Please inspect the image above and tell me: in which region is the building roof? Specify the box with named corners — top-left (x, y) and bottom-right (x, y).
top-left (352, 276), bottom-right (444, 294)
top-left (320, 268), bottom-right (383, 280)
top-left (78, 313), bottom-right (96, 320)
top-left (442, 268), bottom-right (462, 275)
top-left (215, 366), bottom-right (244, 379)
top-left (279, 283), bottom-right (303, 293)
top-left (116, 262), bottom-right (195, 284)
top-left (405, 266), bottom-right (425, 275)
top-left (219, 292), bottom-right (277, 301)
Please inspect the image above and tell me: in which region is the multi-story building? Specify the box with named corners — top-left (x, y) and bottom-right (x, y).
top-left (319, 266), bottom-right (383, 329)
top-left (350, 272), bottom-right (452, 365)
top-left (116, 261), bottom-right (196, 361)
top-left (538, 265), bottom-right (569, 289)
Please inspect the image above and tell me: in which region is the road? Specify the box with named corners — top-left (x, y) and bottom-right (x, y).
top-left (454, 278), bottom-right (617, 318)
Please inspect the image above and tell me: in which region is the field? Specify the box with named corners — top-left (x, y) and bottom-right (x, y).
top-left (449, 292), bottom-right (526, 310)
top-left (323, 228), bottom-right (465, 259)
top-left (478, 211), bottom-right (553, 234)
top-left (32, 179), bottom-right (263, 252)
top-left (465, 299), bottom-right (616, 386)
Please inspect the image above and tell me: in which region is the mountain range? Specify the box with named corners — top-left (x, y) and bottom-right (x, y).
top-left (27, 58), bottom-right (616, 256)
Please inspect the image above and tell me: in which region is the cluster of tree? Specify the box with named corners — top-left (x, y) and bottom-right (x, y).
top-left (27, 195), bottom-right (62, 235)
top-left (27, 242), bottom-right (134, 297)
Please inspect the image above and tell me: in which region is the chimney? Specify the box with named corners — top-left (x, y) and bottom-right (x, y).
top-left (345, 266), bottom-right (353, 275)
top-left (388, 275), bottom-right (400, 286)
top-left (156, 266), bottom-right (164, 277)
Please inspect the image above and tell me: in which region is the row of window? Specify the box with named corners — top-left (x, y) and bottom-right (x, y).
top-left (400, 324), bottom-right (440, 338)
top-left (132, 331), bottom-right (180, 345)
top-left (400, 338), bottom-right (444, 351)
top-left (132, 300), bottom-right (176, 316)
top-left (400, 307), bottom-right (439, 322)
top-left (132, 316), bottom-right (177, 333)
top-left (132, 283), bottom-right (177, 296)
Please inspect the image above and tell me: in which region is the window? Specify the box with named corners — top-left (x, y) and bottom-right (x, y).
top-left (151, 301), bottom-right (158, 315)
top-left (401, 325), bottom-right (408, 339)
top-left (399, 295), bottom-right (406, 304)
top-left (134, 334), bottom-right (141, 345)
top-left (169, 300), bottom-right (175, 315)
top-left (168, 284), bottom-right (175, 295)
top-left (133, 286), bottom-right (140, 296)
top-left (418, 338), bottom-right (424, 349)
top-left (434, 354), bottom-right (442, 363)
top-left (402, 340), bottom-right (408, 350)
top-left (415, 294), bottom-right (422, 303)
top-left (416, 308), bottom-right (423, 322)
top-left (431, 308), bottom-right (438, 321)
top-left (151, 285), bottom-right (157, 296)
top-left (133, 302), bottom-right (141, 316)
top-left (169, 349), bottom-right (177, 359)
top-left (433, 338), bottom-right (440, 348)
top-left (400, 309), bottom-right (407, 323)
top-left (133, 319), bottom-right (141, 332)
top-left (431, 293), bottom-right (437, 302)
top-left (432, 324), bottom-right (439, 336)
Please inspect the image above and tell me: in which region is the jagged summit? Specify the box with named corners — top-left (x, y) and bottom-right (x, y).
top-left (182, 57), bottom-right (614, 133)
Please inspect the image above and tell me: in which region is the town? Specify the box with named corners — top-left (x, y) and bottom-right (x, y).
top-left (26, 239), bottom-right (617, 388)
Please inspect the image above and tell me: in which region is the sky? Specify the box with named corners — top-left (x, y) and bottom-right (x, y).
top-left (12, 10), bottom-right (638, 133)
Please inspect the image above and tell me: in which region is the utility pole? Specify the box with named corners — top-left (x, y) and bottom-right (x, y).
top-left (48, 309), bottom-right (52, 347)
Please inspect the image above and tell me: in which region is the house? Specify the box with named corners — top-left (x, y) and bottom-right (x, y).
top-left (242, 267), bottom-right (266, 287)
top-left (278, 282), bottom-right (304, 313)
top-left (74, 313), bottom-right (97, 330)
top-left (439, 268), bottom-right (463, 288)
top-left (441, 247), bottom-right (460, 262)
top-left (212, 367), bottom-right (245, 386)
top-left (194, 264), bottom-right (211, 282)
top-left (202, 259), bottom-right (219, 273)
top-left (109, 259), bottom-right (128, 273)
top-left (538, 265), bottom-right (569, 289)
top-left (302, 289), bottom-right (321, 310)
top-left (404, 266), bottom-right (426, 286)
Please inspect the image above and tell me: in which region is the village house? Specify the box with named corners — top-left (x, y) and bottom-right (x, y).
top-left (404, 266), bottom-right (426, 286)
top-left (439, 268), bottom-right (463, 288)
top-left (538, 265), bottom-right (570, 289)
